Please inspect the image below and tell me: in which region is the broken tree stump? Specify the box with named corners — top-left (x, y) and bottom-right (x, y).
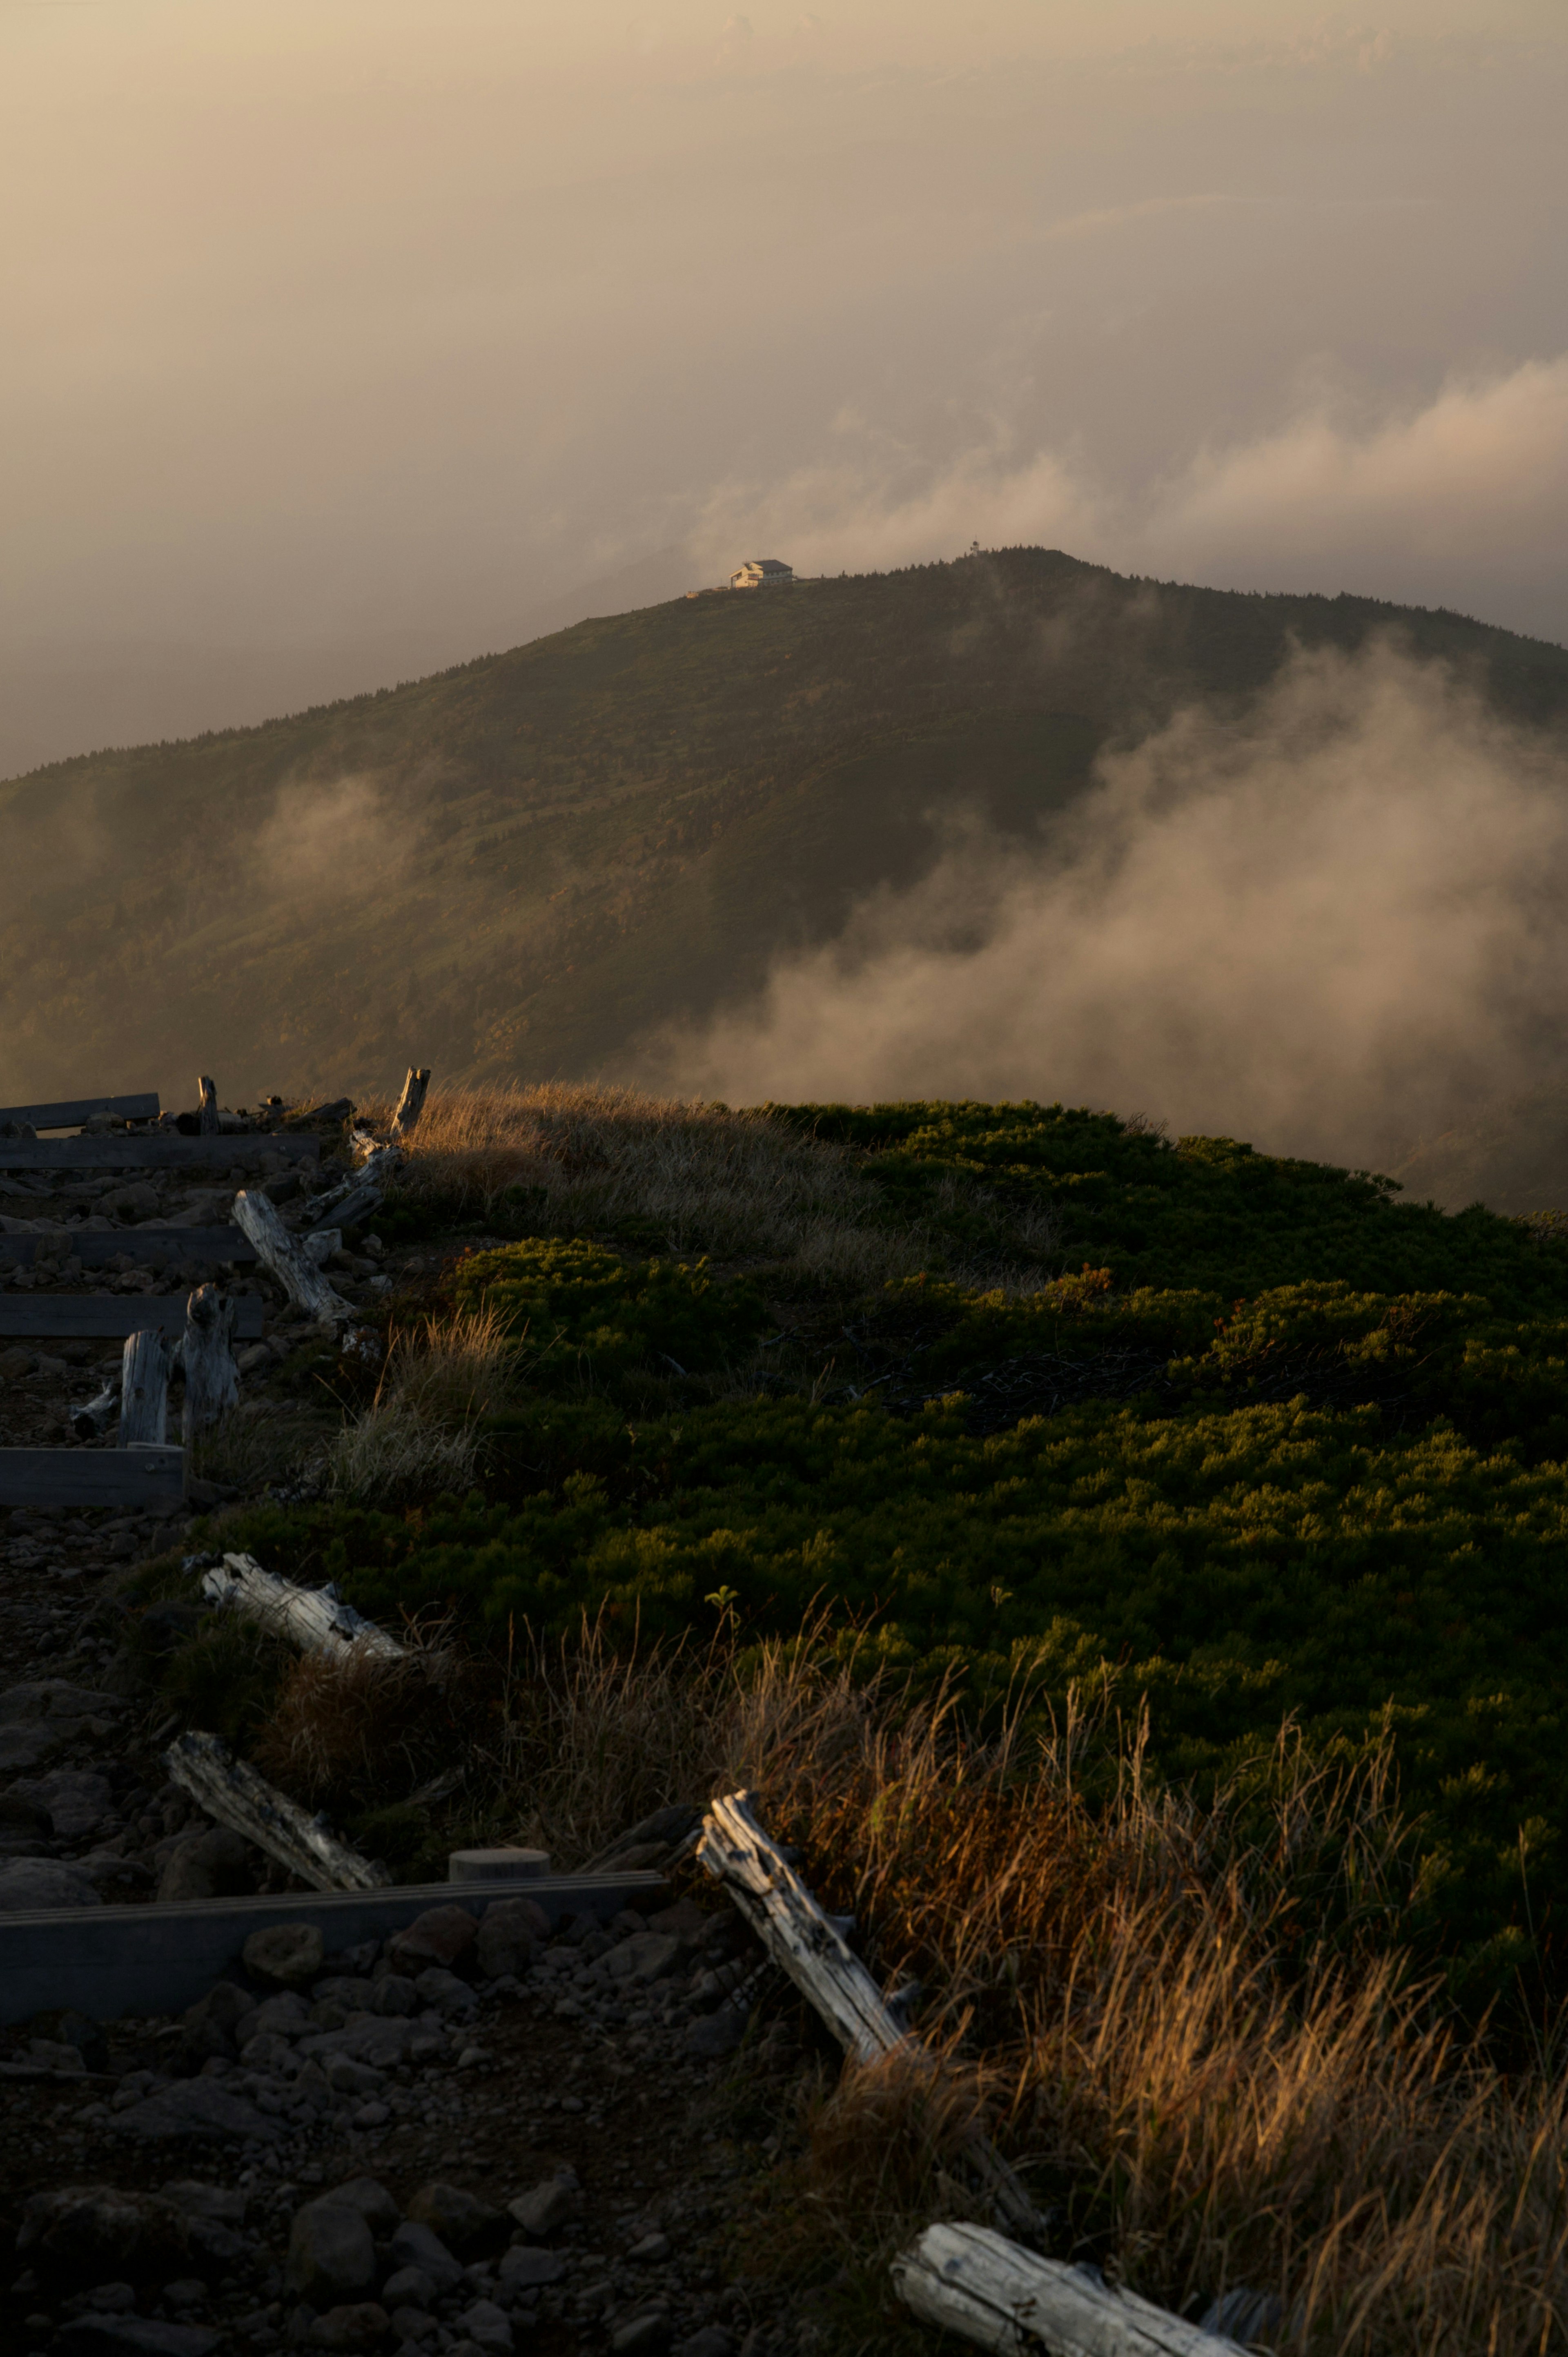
top-left (197, 1076), bottom-right (220, 1137)
top-left (202, 1552), bottom-right (405, 1661)
top-left (391, 1066), bottom-right (432, 1139)
top-left (231, 1188), bottom-right (353, 1322)
top-left (892, 2223), bottom-right (1246, 2357)
top-left (119, 1328), bottom-right (172, 1447)
top-left (164, 1730), bottom-right (389, 1892)
top-left (69, 1378), bottom-right (119, 1440)
top-left (698, 1790), bottom-right (1042, 2239)
top-left (182, 1285), bottom-right (239, 1443)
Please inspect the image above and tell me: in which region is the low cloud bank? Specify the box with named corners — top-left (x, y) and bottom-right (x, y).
top-left (650, 640), bottom-right (1568, 1169)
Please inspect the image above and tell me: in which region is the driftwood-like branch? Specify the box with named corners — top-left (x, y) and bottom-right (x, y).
top-left (892, 2225), bottom-right (1245, 2357)
top-left (119, 1329), bottom-right (172, 1447)
top-left (69, 1379), bottom-right (119, 1440)
top-left (202, 1551), bottom-right (405, 1660)
top-left (197, 1076), bottom-right (220, 1137)
top-left (231, 1189), bottom-right (353, 1323)
top-left (698, 1791), bottom-right (1042, 2239)
top-left (391, 1066), bottom-right (432, 1139)
top-left (164, 1729), bottom-right (389, 1892)
top-left (182, 1286), bottom-right (238, 1443)
top-left (306, 1142), bottom-right (401, 1233)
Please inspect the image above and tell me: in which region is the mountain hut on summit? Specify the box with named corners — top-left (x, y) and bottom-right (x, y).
top-left (729, 558), bottom-right (794, 590)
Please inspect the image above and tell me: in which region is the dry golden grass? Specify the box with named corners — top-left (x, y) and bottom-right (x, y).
top-left (466, 1620), bottom-right (1568, 2356)
top-left (375, 1081), bottom-right (1057, 1284)
top-left (251, 1620), bottom-right (465, 1807)
top-left (325, 1303), bottom-right (524, 1498)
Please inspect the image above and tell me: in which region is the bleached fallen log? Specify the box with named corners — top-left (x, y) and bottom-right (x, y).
top-left (164, 1729), bottom-right (390, 1892)
top-left (182, 1284), bottom-right (238, 1443)
top-left (119, 1329), bottom-right (172, 1446)
top-left (202, 1550), bottom-right (405, 1660)
top-left (892, 2224), bottom-right (1245, 2357)
top-left (699, 1791), bottom-right (1042, 2239)
top-left (197, 1075), bottom-right (220, 1137)
top-left (306, 1142), bottom-right (401, 1231)
top-left (231, 1188), bottom-right (353, 1323)
top-left (70, 1378), bottom-right (119, 1440)
top-left (391, 1066), bottom-right (431, 1139)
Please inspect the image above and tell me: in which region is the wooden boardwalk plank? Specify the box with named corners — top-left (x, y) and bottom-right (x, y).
top-left (0, 1445), bottom-right (184, 1508)
top-left (0, 1093), bottom-right (160, 1133)
top-left (0, 1227), bottom-right (257, 1266)
top-left (0, 1296), bottom-right (263, 1341)
top-left (0, 1136), bottom-right (319, 1171)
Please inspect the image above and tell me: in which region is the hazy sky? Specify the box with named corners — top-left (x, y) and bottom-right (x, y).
top-left (3, 0), bottom-right (1566, 771)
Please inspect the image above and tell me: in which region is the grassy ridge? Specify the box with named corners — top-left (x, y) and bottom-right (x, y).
top-left (209, 1096), bottom-right (1568, 1998)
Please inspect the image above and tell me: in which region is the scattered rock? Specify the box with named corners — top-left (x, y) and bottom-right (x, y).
top-left (413, 1965), bottom-right (477, 2015)
top-left (112, 2078), bottom-right (283, 2144)
top-left (601, 1934), bottom-right (683, 1987)
top-left (497, 2246), bottom-right (566, 2290)
top-left (307, 2302), bottom-right (390, 2351)
top-left (684, 2012), bottom-right (744, 2062)
top-left (675, 2332), bottom-right (733, 2357)
top-left (0, 1857), bottom-right (102, 1909)
top-left (322, 2177), bottom-right (402, 2235)
top-left (286, 2199), bottom-right (378, 2305)
top-left (389, 1904), bottom-right (477, 1973)
top-left (387, 2219), bottom-right (465, 2293)
top-left (370, 1974), bottom-right (418, 2017)
top-left (611, 2313), bottom-right (671, 2356)
top-left (243, 1920), bottom-right (326, 1985)
top-left (17, 2185), bottom-right (193, 2283)
top-left (61, 2319), bottom-right (220, 2356)
top-left (474, 1896), bottom-right (549, 1980)
top-left (12, 1767), bottom-right (113, 1841)
top-left (157, 1826), bottom-right (255, 1903)
top-left (382, 2268), bottom-right (436, 2309)
top-left (460, 2297), bottom-right (513, 2354)
top-left (506, 2169), bottom-right (580, 2238)
top-left (405, 2182), bottom-right (498, 2252)
top-left (628, 2232), bottom-right (672, 2263)
top-left (390, 2314), bottom-right (438, 2348)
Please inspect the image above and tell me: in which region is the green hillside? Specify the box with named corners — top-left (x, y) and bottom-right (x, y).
top-left (5, 547), bottom-right (1568, 1113)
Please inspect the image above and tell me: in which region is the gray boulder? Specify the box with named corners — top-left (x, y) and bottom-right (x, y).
top-left (62, 2319), bottom-right (219, 2356)
top-left (285, 2199), bottom-right (377, 2305)
top-left (17, 2184), bottom-right (193, 2283)
top-left (405, 2182), bottom-right (499, 2252)
top-left (388, 2217), bottom-right (464, 2292)
top-left (157, 1827), bottom-right (255, 1903)
top-left (244, 1920), bottom-right (325, 1986)
top-left (474, 1896), bottom-right (549, 1980)
top-left (506, 2169), bottom-right (580, 2238)
top-left (113, 2078), bottom-right (282, 2144)
top-left (321, 2176), bottom-right (401, 2236)
top-left (12, 1768), bottom-right (113, 1841)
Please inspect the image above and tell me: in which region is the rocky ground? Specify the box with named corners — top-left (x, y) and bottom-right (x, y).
top-left (0, 1139), bottom-right (823, 2357)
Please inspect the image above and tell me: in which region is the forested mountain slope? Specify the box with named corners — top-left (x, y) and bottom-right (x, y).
top-left (5, 548), bottom-right (1567, 1115)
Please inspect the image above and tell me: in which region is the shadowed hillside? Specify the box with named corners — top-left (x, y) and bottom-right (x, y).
top-left (5, 547), bottom-right (1568, 1114)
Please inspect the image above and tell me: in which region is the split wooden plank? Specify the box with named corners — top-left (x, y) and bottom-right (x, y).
top-left (69, 1381), bottom-right (119, 1440)
top-left (232, 1189), bottom-right (353, 1322)
top-left (197, 1076), bottom-right (220, 1137)
top-left (0, 1296), bottom-right (263, 1341)
top-left (391, 1066), bottom-right (431, 1139)
top-left (892, 2224), bottom-right (1245, 2357)
top-left (164, 1730), bottom-right (389, 1892)
top-left (0, 1445), bottom-right (183, 1509)
top-left (203, 1551), bottom-right (405, 1660)
top-left (0, 1093), bottom-right (160, 1133)
top-left (0, 1228), bottom-right (257, 1266)
top-left (698, 1790), bottom-right (1043, 2240)
top-left (182, 1287), bottom-right (239, 1442)
top-left (0, 1137), bottom-right (319, 1172)
top-left (120, 1330), bottom-right (172, 1447)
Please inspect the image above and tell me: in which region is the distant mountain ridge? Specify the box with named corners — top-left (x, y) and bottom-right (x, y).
top-left (4, 547), bottom-right (1568, 1139)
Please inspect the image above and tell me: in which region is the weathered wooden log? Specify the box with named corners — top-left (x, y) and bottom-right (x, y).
top-left (892, 2224), bottom-right (1246, 2357)
top-left (231, 1188), bottom-right (353, 1323)
top-left (163, 1729), bottom-right (389, 1892)
top-left (306, 1144), bottom-right (400, 1229)
top-left (197, 1077), bottom-right (220, 1137)
top-left (698, 1791), bottom-right (1042, 2239)
top-left (202, 1551), bottom-right (405, 1660)
top-left (119, 1328), bottom-right (172, 1447)
top-left (182, 1286), bottom-right (239, 1442)
top-left (69, 1380), bottom-right (119, 1440)
top-left (391, 1066), bottom-right (432, 1139)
